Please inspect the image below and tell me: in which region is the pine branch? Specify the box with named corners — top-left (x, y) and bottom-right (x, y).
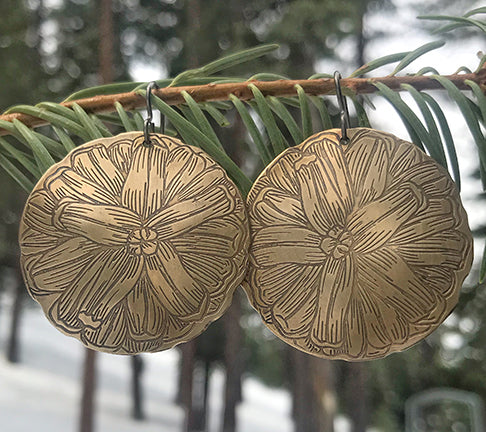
top-left (1, 69), bottom-right (485, 135)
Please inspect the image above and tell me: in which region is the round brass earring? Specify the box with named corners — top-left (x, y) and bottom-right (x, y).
top-left (19, 84), bottom-right (250, 355)
top-left (242, 75), bottom-right (473, 361)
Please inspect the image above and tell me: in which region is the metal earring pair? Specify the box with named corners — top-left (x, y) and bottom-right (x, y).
top-left (19, 79), bottom-right (473, 360)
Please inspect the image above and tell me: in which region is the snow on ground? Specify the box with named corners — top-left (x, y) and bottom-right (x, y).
top-left (0, 299), bottom-right (292, 432)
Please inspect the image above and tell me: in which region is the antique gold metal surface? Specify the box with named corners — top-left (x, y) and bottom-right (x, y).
top-left (243, 127), bottom-right (473, 361)
top-left (19, 132), bottom-right (250, 354)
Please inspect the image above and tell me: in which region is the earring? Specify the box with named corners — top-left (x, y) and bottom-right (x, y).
top-left (19, 83), bottom-right (250, 355)
top-left (242, 73), bottom-right (473, 361)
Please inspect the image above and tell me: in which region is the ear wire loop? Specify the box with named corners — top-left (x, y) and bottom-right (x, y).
top-left (143, 81), bottom-right (161, 147)
top-left (334, 71), bottom-right (350, 145)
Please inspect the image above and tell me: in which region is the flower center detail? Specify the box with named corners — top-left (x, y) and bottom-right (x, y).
top-left (127, 228), bottom-right (159, 256)
top-left (320, 227), bottom-right (353, 259)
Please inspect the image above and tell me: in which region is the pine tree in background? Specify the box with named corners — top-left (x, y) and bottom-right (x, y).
top-left (0, 0), bottom-right (51, 364)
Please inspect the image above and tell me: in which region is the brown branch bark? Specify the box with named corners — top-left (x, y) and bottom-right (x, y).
top-left (1, 70), bottom-right (485, 135)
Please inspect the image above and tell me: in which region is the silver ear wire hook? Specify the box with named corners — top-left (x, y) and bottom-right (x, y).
top-left (143, 81), bottom-right (160, 147)
top-left (334, 71), bottom-right (350, 145)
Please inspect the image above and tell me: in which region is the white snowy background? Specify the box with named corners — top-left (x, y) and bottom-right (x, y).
top-left (0, 301), bottom-right (293, 432)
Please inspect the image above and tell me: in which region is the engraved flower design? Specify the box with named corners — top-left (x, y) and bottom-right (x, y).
top-left (20, 133), bottom-right (249, 354)
top-left (244, 128), bottom-right (472, 360)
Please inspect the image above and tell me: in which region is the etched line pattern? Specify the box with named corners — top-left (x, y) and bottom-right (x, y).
top-left (19, 132), bottom-right (250, 355)
top-left (243, 127), bottom-right (473, 361)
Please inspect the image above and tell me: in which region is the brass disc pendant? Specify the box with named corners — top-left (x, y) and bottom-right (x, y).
top-left (19, 132), bottom-right (250, 354)
top-left (243, 128), bottom-right (473, 361)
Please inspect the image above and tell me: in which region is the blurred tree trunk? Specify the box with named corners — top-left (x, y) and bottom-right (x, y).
top-left (79, 2), bottom-right (115, 430)
top-left (131, 356), bottom-right (145, 420)
top-left (312, 357), bottom-right (336, 432)
top-left (345, 5), bottom-right (369, 431)
top-left (290, 348), bottom-right (317, 431)
top-left (99, 0), bottom-right (114, 84)
top-left (6, 262), bottom-right (23, 363)
top-left (185, 0), bottom-right (201, 69)
top-left (345, 363), bottom-right (368, 432)
top-left (222, 293), bottom-right (243, 432)
top-left (290, 348), bottom-right (335, 432)
top-left (219, 109), bottom-right (246, 432)
top-left (177, 4), bottom-right (202, 429)
top-left (178, 340), bottom-right (197, 431)
top-left (356, 0), bottom-right (367, 69)
top-left (203, 361), bottom-right (210, 427)
top-left (103, 0), bottom-right (145, 418)
top-left (191, 360), bottom-right (210, 431)
top-left (79, 349), bottom-right (97, 432)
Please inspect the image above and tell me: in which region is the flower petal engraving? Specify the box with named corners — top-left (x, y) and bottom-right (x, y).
top-left (391, 197), bottom-right (457, 243)
top-left (51, 248), bottom-right (143, 333)
top-left (149, 185), bottom-right (235, 239)
top-left (171, 217), bottom-right (240, 258)
top-left (164, 143), bottom-right (212, 203)
top-left (394, 231), bottom-right (467, 268)
top-left (244, 127), bottom-right (473, 360)
top-left (20, 132), bottom-right (250, 354)
top-left (311, 255), bottom-right (354, 347)
top-left (271, 265), bottom-right (321, 336)
top-left (23, 237), bottom-right (97, 297)
top-left (21, 190), bottom-right (58, 234)
top-left (251, 188), bottom-right (306, 227)
top-left (252, 226), bottom-right (325, 266)
top-left (56, 202), bottom-right (140, 246)
top-left (357, 287), bottom-right (408, 352)
top-left (296, 146), bottom-right (353, 235)
top-left (121, 143), bottom-right (169, 218)
top-left (358, 248), bottom-right (436, 321)
top-left (46, 167), bottom-right (119, 205)
top-left (252, 263), bottom-right (314, 307)
top-left (349, 184), bottom-right (422, 253)
top-left (126, 276), bottom-right (167, 338)
top-left (71, 144), bottom-right (125, 197)
top-left (145, 242), bottom-right (208, 320)
top-left (170, 217), bottom-right (245, 296)
top-left (108, 139), bottom-right (133, 175)
top-left (345, 132), bottom-right (389, 206)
